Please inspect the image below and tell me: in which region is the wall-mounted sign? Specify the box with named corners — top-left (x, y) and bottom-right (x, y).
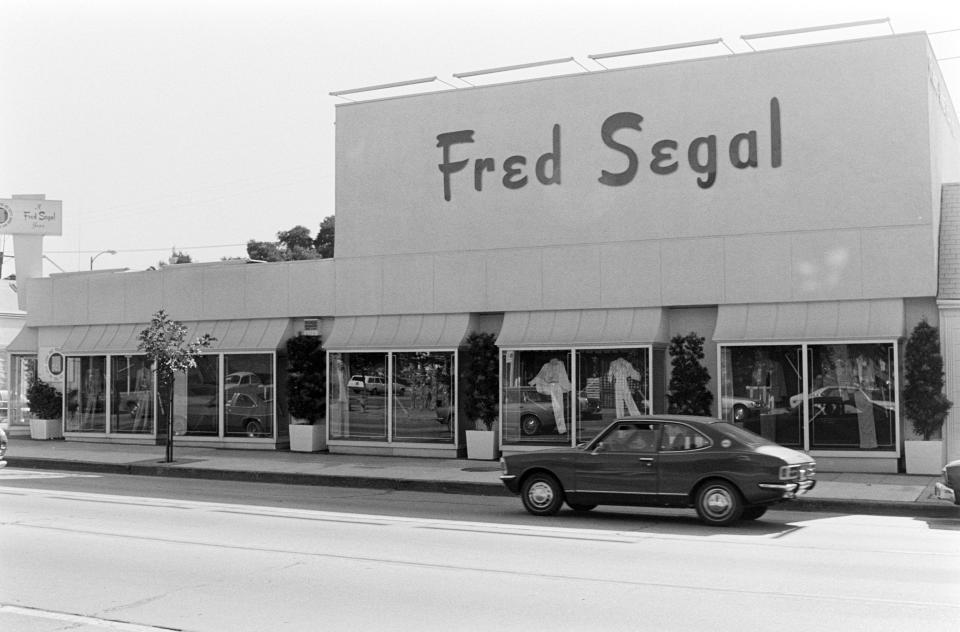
top-left (38, 347), bottom-right (65, 383)
top-left (0, 198), bottom-right (63, 236)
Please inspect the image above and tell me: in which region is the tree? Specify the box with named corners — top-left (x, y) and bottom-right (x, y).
top-left (137, 309), bottom-right (215, 462)
top-left (157, 249), bottom-right (193, 267)
top-left (904, 318), bottom-right (953, 440)
top-left (461, 332), bottom-right (499, 430)
top-left (246, 216), bottom-right (335, 262)
top-left (667, 332), bottom-right (714, 416)
top-left (286, 334), bottom-right (326, 424)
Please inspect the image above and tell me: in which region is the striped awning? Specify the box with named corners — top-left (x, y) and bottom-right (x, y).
top-left (496, 308), bottom-right (669, 348)
top-left (325, 314), bottom-right (470, 350)
top-left (50, 319), bottom-right (291, 353)
top-left (713, 299), bottom-right (905, 342)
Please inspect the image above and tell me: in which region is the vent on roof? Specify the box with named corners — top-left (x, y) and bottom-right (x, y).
top-left (303, 318), bottom-right (319, 336)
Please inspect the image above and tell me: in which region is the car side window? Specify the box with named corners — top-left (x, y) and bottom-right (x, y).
top-left (659, 423), bottom-right (710, 451)
top-left (602, 422), bottom-right (657, 452)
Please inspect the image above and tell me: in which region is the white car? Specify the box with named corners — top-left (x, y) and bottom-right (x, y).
top-left (722, 395), bottom-right (763, 421)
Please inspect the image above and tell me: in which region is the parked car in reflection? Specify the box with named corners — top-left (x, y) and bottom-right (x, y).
top-left (504, 386), bottom-right (601, 436)
top-left (788, 385), bottom-right (895, 411)
top-left (0, 427), bottom-right (7, 468)
top-left (721, 395), bottom-right (763, 421)
top-left (500, 415), bottom-right (816, 526)
top-left (225, 392), bottom-right (274, 437)
top-left (934, 459), bottom-right (960, 505)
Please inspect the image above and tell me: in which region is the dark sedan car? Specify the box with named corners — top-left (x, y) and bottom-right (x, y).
top-left (934, 459), bottom-right (960, 505)
top-left (500, 415), bottom-right (816, 526)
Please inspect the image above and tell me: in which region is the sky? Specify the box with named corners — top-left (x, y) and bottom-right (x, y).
top-left (1, 0), bottom-right (959, 273)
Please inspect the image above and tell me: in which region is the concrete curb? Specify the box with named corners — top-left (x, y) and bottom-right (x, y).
top-left (7, 457), bottom-right (958, 519)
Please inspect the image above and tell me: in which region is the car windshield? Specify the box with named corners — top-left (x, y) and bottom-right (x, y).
top-left (713, 422), bottom-right (777, 447)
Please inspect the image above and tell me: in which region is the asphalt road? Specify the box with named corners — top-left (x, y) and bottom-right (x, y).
top-left (1, 469), bottom-right (958, 632)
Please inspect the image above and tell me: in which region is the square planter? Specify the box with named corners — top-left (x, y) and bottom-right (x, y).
top-left (30, 418), bottom-right (63, 440)
top-left (904, 440), bottom-right (943, 475)
top-left (466, 430), bottom-right (498, 460)
top-left (289, 422), bottom-right (326, 452)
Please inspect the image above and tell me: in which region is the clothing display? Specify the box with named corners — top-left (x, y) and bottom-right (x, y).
top-left (606, 357), bottom-right (642, 417)
top-left (133, 365), bottom-right (151, 432)
top-left (529, 358), bottom-right (571, 434)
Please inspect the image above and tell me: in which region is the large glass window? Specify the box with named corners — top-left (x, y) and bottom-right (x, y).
top-left (720, 345), bottom-right (803, 447)
top-left (6, 356), bottom-right (36, 428)
top-left (111, 355), bottom-right (154, 434)
top-left (224, 354), bottom-right (274, 438)
top-left (807, 343), bottom-right (895, 450)
top-left (173, 355), bottom-right (219, 436)
top-left (575, 348), bottom-right (650, 444)
top-left (392, 352), bottom-right (454, 443)
top-left (720, 342), bottom-right (897, 452)
top-left (65, 356), bottom-right (106, 433)
top-left (501, 350), bottom-right (572, 445)
top-left (329, 352), bottom-right (387, 440)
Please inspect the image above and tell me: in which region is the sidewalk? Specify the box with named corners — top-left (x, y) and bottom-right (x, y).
top-left (3, 434), bottom-right (957, 519)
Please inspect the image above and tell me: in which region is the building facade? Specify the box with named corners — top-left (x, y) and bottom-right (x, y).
top-left (7, 33), bottom-right (960, 472)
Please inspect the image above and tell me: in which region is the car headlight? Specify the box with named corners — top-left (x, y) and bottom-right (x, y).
top-left (500, 457), bottom-right (508, 475)
top-left (780, 463), bottom-right (815, 480)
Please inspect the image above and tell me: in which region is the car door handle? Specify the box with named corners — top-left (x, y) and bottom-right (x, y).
top-left (638, 457), bottom-right (654, 462)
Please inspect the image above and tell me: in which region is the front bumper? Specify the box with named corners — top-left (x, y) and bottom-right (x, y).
top-left (758, 479), bottom-right (816, 499)
top-left (500, 474), bottom-right (520, 494)
top-left (934, 482), bottom-right (957, 505)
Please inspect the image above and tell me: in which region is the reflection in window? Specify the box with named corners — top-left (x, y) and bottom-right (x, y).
top-left (224, 354), bottom-right (274, 438)
top-left (7, 356), bottom-right (36, 427)
top-left (392, 352), bottom-right (454, 443)
top-left (328, 352), bottom-right (387, 440)
top-left (111, 355), bottom-right (154, 434)
top-left (501, 350), bottom-right (571, 445)
top-left (65, 356), bottom-right (106, 433)
top-left (720, 345), bottom-right (803, 448)
top-left (575, 348), bottom-right (650, 444)
top-left (173, 355), bottom-right (219, 436)
top-left (659, 423), bottom-right (710, 451)
top-left (808, 343), bottom-right (895, 450)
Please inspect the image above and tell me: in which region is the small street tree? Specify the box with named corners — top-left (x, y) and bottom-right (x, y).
top-left (667, 332), bottom-right (714, 416)
top-left (138, 309), bottom-right (215, 462)
top-left (904, 318), bottom-right (952, 440)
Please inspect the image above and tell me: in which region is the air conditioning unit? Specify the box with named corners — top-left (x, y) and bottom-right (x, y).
top-left (303, 318), bottom-right (319, 336)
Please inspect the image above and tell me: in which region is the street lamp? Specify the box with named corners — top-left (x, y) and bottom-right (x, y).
top-left (90, 249), bottom-right (117, 270)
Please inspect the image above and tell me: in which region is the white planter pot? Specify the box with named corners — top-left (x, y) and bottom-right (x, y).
top-left (904, 440), bottom-right (943, 475)
top-left (30, 418), bottom-right (63, 440)
top-left (466, 430), bottom-right (498, 460)
top-left (289, 422), bottom-right (326, 452)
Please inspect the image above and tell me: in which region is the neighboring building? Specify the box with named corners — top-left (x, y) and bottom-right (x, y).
top-left (8, 32), bottom-right (960, 472)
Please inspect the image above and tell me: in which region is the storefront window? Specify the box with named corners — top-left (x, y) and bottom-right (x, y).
top-left (391, 351), bottom-right (455, 443)
top-left (6, 356), bottom-right (36, 428)
top-left (328, 352), bottom-right (387, 440)
top-left (224, 354), bottom-right (274, 438)
top-left (501, 350), bottom-right (572, 445)
top-left (173, 355), bottom-right (219, 436)
top-left (575, 348), bottom-right (651, 444)
top-left (720, 345), bottom-right (802, 447)
top-left (720, 342), bottom-right (897, 451)
top-left (65, 356), bottom-right (107, 432)
top-left (807, 343), bottom-right (895, 450)
top-left (110, 355), bottom-right (154, 434)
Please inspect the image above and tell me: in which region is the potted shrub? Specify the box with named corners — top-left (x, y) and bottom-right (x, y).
top-left (667, 332), bottom-right (714, 416)
top-left (903, 319), bottom-right (952, 474)
top-left (461, 332), bottom-right (499, 460)
top-left (286, 333), bottom-right (327, 452)
top-left (27, 376), bottom-right (64, 440)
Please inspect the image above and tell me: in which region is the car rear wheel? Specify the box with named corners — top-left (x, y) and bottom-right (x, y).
top-left (566, 502), bottom-right (597, 512)
top-left (741, 505), bottom-right (768, 521)
top-left (521, 473), bottom-right (564, 516)
top-left (695, 480), bottom-right (744, 526)
top-left (520, 414), bottom-right (542, 436)
top-left (244, 420), bottom-right (262, 437)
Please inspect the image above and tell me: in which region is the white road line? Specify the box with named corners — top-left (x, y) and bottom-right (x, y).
top-left (0, 604), bottom-right (181, 631)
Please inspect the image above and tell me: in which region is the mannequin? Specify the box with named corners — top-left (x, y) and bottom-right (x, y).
top-left (607, 357), bottom-right (642, 417)
top-left (529, 358), bottom-right (571, 433)
top-left (83, 366), bottom-right (103, 422)
top-left (132, 362), bottom-right (152, 432)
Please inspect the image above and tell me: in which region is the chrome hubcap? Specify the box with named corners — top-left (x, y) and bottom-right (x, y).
top-left (528, 481), bottom-right (554, 507)
top-left (705, 490), bottom-right (731, 515)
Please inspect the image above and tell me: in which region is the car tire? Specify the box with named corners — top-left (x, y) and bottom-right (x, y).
top-left (520, 414), bottom-right (542, 436)
top-left (566, 502), bottom-right (597, 512)
top-left (732, 404), bottom-right (747, 422)
top-left (244, 420), bottom-right (262, 437)
top-left (695, 480), bottom-right (744, 526)
top-left (741, 506), bottom-right (768, 521)
top-left (521, 473), bottom-right (564, 516)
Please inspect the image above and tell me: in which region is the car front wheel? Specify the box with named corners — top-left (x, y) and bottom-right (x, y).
top-left (521, 473), bottom-right (564, 516)
top-left (695, 480), bottom-right (744, 526)
top-left (520, 414), bottom-right (542, 436)
top-left (244, 420), bottom-right (262, 437)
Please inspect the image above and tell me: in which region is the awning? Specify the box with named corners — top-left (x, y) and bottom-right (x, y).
top-left (5, 324), bottom-right (36, 353)
top-left (51, 319), bottom-right (291, 354)
top-left (325, 314), bottom-right (470, 351)
top-left (713, 299), bottom-right (905, 342)
top-left (496, 308), bottom-right (669, 348)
